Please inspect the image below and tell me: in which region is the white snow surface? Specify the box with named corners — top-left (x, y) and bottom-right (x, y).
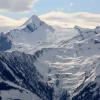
top-left (1, 89), bottom-right (41, 100)
top-left (0, 82), bottom-right (41, 100)
top-left (33, 25), bottom-right (100, 94)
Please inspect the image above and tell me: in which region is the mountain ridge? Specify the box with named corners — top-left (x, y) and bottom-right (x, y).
top-left (0, 14), bottom-right (100, 100)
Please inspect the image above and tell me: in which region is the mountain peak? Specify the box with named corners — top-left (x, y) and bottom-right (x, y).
top-left (31, 15), bottom-right (39, 20)
top-left (24, 15), bottom-right (41, 26)
top-left (22, 15), bottom-right (43, 32)
top-left (29, 15), bottom-right (40, 22)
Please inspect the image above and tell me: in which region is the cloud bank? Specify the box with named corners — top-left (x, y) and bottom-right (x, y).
top-left (0, 11), bottom-right (100, 32)
top-left (0, 0), bottom-right (38, 12)
top-left (0, 15), bottom-right (27, 32)
top-left (40, 11), bottom-right (100, 28)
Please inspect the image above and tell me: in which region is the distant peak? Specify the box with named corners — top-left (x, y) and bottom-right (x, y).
top-left (21, 15), bottom-right (43, 32)
top-left (20, 14), bottom-right (53, 33)
top-left (31, 15), bottom-right (39, 20)
top-left (24, 15), bottom-right (41, 26)
top-left (29, 15), bottom-right (41, 22)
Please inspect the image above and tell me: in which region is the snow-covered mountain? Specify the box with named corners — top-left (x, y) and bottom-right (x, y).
top-left (0, 15), bottom-right (54, 53)
top-left (0, 14), bottom-right (100, 100)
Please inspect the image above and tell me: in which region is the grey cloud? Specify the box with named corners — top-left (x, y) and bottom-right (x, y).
top-left (0, 0), bottom-right (37, 12)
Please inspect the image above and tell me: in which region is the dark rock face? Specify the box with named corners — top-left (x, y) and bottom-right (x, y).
top-left (26, 23), bottom-right (37, 32)
top-left (0, 82), bottom-right (17, 90)
top-left (0, 33), bottom-right (12, 51)
top-left (72, 82), bottom-right (100, 100)
top-left (0, 51), bottom-right (53, 100)
top-left (59, 90), bottom-right (70, 100)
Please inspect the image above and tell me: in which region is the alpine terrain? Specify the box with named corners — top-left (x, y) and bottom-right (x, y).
top-left (0, 15), bottom-right (100, 100)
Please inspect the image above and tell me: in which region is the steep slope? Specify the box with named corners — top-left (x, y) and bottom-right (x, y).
top-left (72, 56), bottom-right (100, 100)
top-left (0, 32), bottom-right (12, 51)
top-left (0, 51), bottom-right (54, 100)
top-left (0, 82), bottom-right (41, 100)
